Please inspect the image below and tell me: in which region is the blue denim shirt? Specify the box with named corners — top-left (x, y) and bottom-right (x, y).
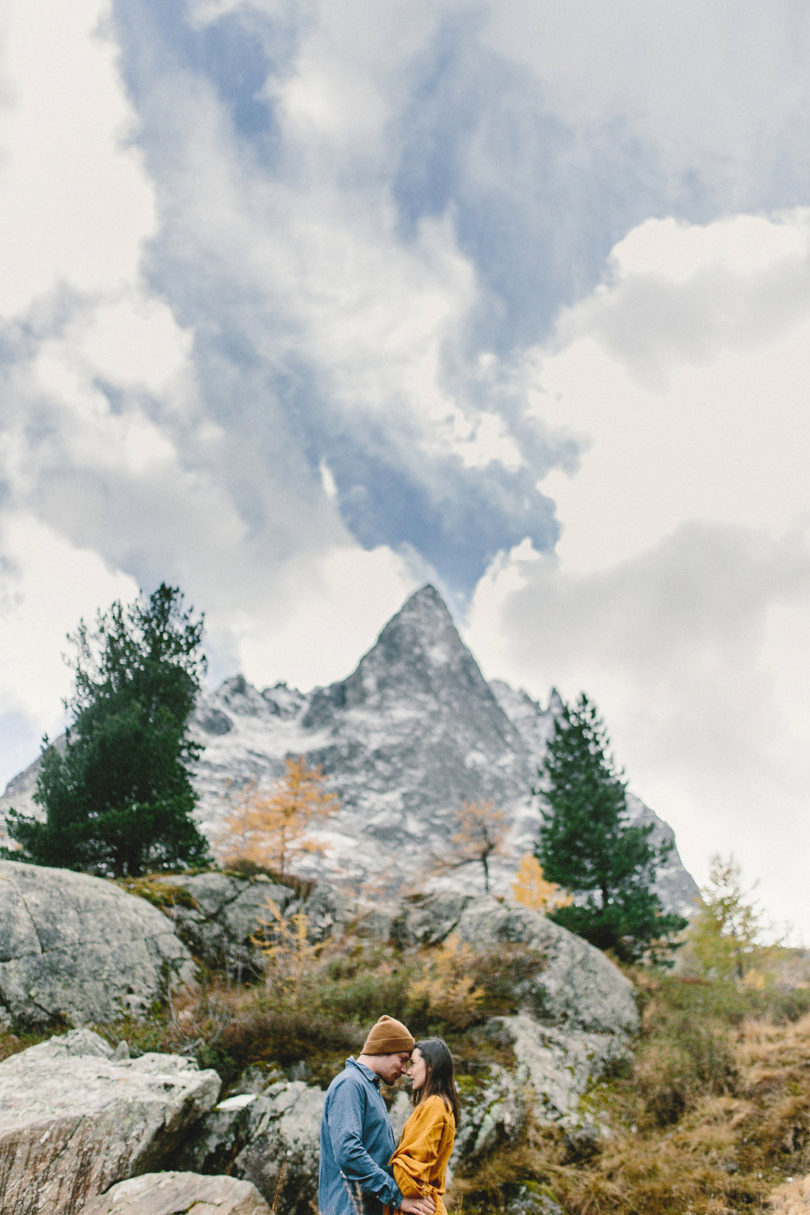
top-left (319, 1057), bottom-right (403, 1215)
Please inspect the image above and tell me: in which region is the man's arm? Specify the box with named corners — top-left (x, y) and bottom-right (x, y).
top-left (327, 1082), bottom-right (408, 1211)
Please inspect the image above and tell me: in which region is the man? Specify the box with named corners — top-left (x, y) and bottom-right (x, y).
top-left (319, 1015), bottom-right (436, 1215)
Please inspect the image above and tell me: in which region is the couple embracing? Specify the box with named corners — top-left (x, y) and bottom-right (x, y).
top-left (319, 1015), bottom-right (459, 1215)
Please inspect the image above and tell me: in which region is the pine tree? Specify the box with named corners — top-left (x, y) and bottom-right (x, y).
top-left (535, 692), bottom-right (687, 962)
top-left (3, 584), bottom-right (211, 877)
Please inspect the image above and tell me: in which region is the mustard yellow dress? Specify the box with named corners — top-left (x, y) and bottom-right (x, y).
top-left (389, 1094), bottom-right (456, 1215)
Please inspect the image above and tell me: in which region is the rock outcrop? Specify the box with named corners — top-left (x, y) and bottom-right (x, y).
top-left (146, 870), bottom-right (346, 976)
top-left (393, 891), bottom-right (639, 1034)
top-left (0, 1029), bottom-right (221, 1215)
top-left (0, 871), bottom-right (645, 1215)
top-left (0, 860), bottom-right (196, 1029)
top-left (78, 1171), bottom-right (272, 1214)
top-left (179, 1082), bottom-right (325, 1215)
top-left (393, 891), bottom-right (638, 1123)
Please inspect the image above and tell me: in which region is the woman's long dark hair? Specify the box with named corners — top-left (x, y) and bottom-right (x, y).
top-left (412, 1037), bottom-right (460, 1126)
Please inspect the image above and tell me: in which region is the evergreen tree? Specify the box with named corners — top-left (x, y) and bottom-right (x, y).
top-left (535, 692), bottom-right (687, 962)
top-left (3, 584), bottom-right (211, 877)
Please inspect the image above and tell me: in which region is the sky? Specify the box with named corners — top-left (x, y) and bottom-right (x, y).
top-left (1, 0), bottom-right (809, 944)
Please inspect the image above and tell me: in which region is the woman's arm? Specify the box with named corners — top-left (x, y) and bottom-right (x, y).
top-left (390, 1099), bottom-right (452, 1197)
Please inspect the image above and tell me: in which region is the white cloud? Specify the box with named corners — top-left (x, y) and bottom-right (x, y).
top-left (232, 543), bottom-right (421, 691)
top-left (0, 0), bottom-right (155, 318)
top-left (76, 294), bottom-right (194, 392)
top-left (0, 513), bottom-right (137, 730)
top-left (533, 210), bottom-right (810, 572)
top-left (466, 209), bottom-right (810, 944)
top-left (483, 2), bottom-right (810, 201)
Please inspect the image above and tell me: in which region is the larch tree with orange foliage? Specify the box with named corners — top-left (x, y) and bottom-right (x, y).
top-left (433, 799), bottom-right (507, 893)
top-left (511, 852), bottom-right (573, 913)
top-left (217, 755), bottom-right (339, 877)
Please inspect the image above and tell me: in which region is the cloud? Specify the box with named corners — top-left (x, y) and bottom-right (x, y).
top-left (531, 210), bottom-right (810, 572)
top-left (0, 0), bottom-right (155, 319)
top-left (0, 512), bottom-right (138, 731)
top-left (464, 207), bottom-right (810, 944)
top-left (99, 0), bottom-right (585, 592)
top-left (483, 2), bottom-right (810, 210)
top-left (554, 212), bottom-right (810, 390)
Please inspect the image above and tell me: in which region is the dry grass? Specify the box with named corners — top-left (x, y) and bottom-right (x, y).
top-left (453, 973), bottom-right (810, 1215)
top-left (767, 1174), bottom-right (810, 1214)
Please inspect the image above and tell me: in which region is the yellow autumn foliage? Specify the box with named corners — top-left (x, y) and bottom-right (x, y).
top-left (409, 933), bottom-right (486, 1029)
top-left (252, 897), bottom-right (326, 1003)
top-left (511, 852), bottom-right (573, 913)
top-left (216, 754), bottom-right (339, 877)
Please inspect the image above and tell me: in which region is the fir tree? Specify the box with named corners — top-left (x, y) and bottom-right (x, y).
top-left (535, 692), bottom-right (687, 962)
top-left (3, 584), bottom-right (211, 877)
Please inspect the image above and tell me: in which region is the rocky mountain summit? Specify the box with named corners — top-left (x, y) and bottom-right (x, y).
top-left (191, 584), bottom-right (698, 911)
top-left (0, 584), bottom-right (698, 912)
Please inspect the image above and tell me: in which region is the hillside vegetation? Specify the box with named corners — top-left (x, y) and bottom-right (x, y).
top-left (454, 965), bottom-right (810, 1214)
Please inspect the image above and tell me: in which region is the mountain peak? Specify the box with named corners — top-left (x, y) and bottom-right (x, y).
top-left (374, 583), bottom-right (457, 652)
top-left (396, 582), bottom-right (452, 619)
top-left (300, 581), bottom-right (506, 732)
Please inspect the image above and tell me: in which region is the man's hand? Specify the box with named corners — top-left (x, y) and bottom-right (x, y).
top-left (399, 1198), bottom-right (435, 1215)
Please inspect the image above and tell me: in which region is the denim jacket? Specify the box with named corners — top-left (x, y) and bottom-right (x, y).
top-left (319, 1057), bottom-right (403, 1215)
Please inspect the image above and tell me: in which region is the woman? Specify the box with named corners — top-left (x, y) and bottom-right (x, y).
top-left (389, 1038), bottom-right (460, 1215)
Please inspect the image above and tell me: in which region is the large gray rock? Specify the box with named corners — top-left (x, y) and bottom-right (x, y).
top-left (0, 1029), bottom-right (221, 1215)
top-left (182, 1082), bottom-right (324, 1215)
top-left (0, 860), bottom-right (196, 1028)
top-left (79, 1170), bottom-right (272, 1214)
top-left (147, 871), bottom-right (346, 975)
top-left (391, 891), bottom-right (637, 1133)
top-left (176, 1092), bottom-right (263, 1176)
top-left (233, 1081), bottom-right (324, 1215)
top-left (454, 1063), bottom-right (528, 1160)
top-left (492, 1013), bottom-right (624, 1124)
top-left (393, 891), bottom-right (640, 1035)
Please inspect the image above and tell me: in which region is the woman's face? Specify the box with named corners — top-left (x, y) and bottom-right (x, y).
top-left (408, 1047), bottom-right (427, 1092)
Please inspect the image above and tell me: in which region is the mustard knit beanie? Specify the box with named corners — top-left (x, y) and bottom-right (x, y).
top-left (362, 1015), bottom-right (414, 1055)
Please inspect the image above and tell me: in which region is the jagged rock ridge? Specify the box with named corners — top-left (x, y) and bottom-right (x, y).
top-left (190, 584), bottom-right (698, 911)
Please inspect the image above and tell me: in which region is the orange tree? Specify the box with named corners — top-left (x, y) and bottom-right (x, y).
top-left (511, 852), bottom-right (573, 913)
top-left (217, 755), bottom-right (338, 877)
top-left (433, 799), bottom-right (507, 893)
